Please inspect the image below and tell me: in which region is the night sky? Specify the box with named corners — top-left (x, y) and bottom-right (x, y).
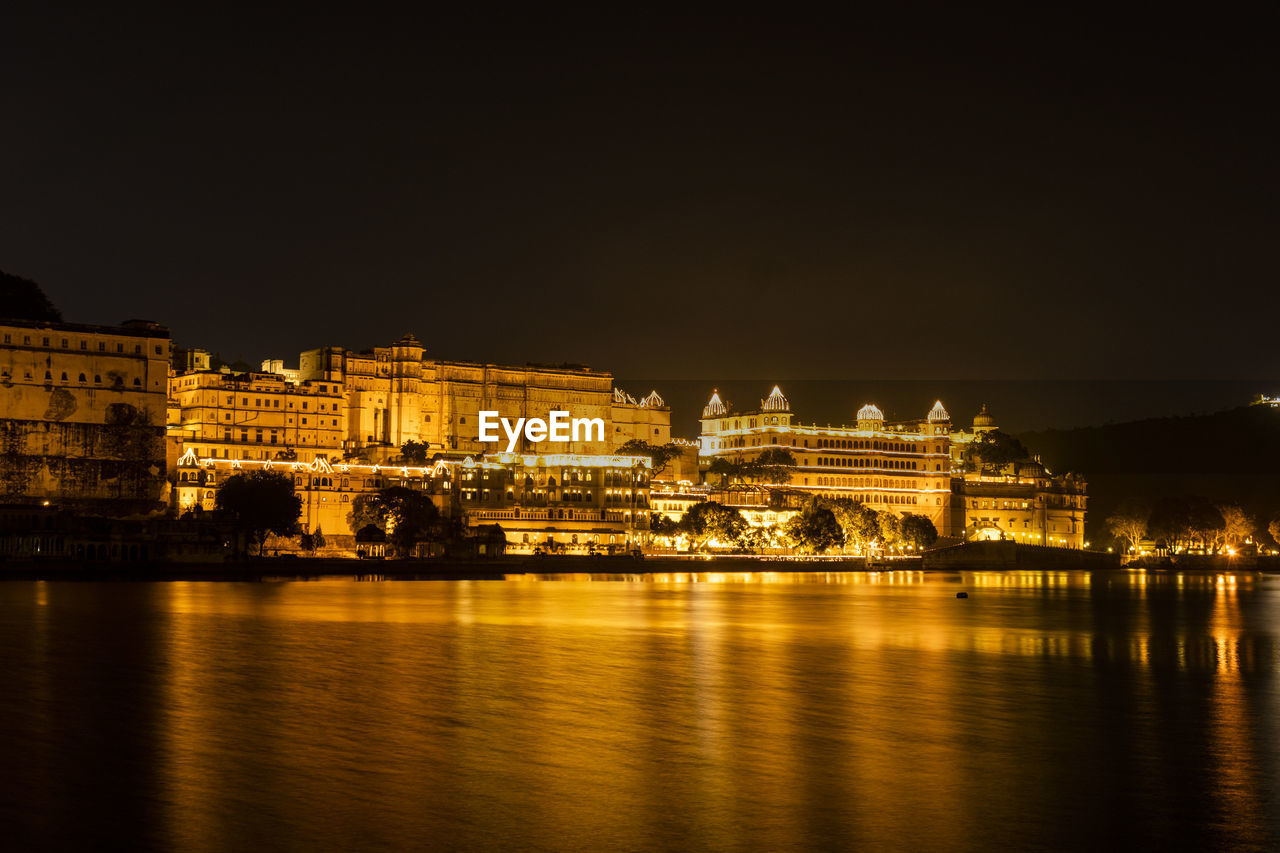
top-left (2, 9), bottom-right (1275, 385)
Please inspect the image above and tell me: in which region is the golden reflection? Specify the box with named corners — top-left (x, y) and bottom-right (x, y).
top-left (130, 570), bottom-right (1280, 849)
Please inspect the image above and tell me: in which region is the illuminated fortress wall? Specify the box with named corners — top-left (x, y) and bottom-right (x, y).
top-left (0, 319), bottom-right (170, 514)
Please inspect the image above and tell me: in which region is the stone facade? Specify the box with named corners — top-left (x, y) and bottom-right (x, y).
top-left (0, 319), bottom-right (170, 515)
top-left (170, 334), bottom-right (671, 465)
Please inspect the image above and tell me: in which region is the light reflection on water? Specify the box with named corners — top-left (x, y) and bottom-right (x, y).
top-left (1, 570), bottom-right (1277, 851)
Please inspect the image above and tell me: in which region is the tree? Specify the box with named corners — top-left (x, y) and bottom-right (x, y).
top-left (1106, 500), bottom-right (1149, 554)
top-left (649, 513), bottom-right (681, 540)
top-left (400, 440), bottom-right (430, 466)
top-left (215, 471), bottom-right (302, 557)
top-left (0, 269), bottom-right (61, 321)
top-left (967, 430), bottom-right (1030, 475)
top-left (706, 457), bottom-right (741, 487)
top-left (900, 514), bottom-right (939, 550)
top-left (785, 500), bottom-right (844, 554)
top-left (347, 493), bottom-right (387, 535)
top-left (744, 448), bottom-right (797, 484)
top-left (617, 440), bottom-right (685, 478)
top-left (878, 512), bottom-right (903, 552)
top-left (1148, 496), bottom-right (1224, 553)
top-left (377, 486), bottom-right (443, 558)
top-left (1217, 504), bottom-right (1253, 547)
top-left (826, 497), bottom-right (880, 554)
top-left (678, 501), bottom-right (749, 551)
top-left (1269, 515), bottom-right (1280, 552)
top-left (312, 526), bottom-right (327, 551)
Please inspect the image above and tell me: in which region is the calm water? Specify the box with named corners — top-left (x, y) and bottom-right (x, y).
top-left (1, 570), bottom-right (1277, 851)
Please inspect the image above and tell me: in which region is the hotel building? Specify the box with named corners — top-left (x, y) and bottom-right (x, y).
top-left (698, 386), bottom-right (956, 537)
top-left (947, 405), bottom-right (1087, 547)
top-left (693, 387), bottom-right (1088, 548)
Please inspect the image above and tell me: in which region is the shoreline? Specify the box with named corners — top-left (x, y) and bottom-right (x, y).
top-left (0, 552), bottom-right (1270, 581)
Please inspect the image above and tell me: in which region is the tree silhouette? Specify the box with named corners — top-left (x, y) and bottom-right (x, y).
top-left (215, 471), bottom-right (302, 557)
top-left (1, 270), bottom-right (61, 321)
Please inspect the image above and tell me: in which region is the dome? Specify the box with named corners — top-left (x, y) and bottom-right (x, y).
top-left (927, 400), bottom-right (950, 422)
top-left (761, 385), bottom-right (789, 412)
top-left (857, 403), bottom-right (884, 421)
top-left (641, 390), bottom-right (665, 408)
top-left (973, 403), bottom-right (995, 429)
top-left (702, 390), bottom-right (727, 418)
top-left (1016, 460), bottom-right (1046, 479)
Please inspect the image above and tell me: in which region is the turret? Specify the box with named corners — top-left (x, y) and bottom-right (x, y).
top-left (856, 402), bottom-right (884, 432)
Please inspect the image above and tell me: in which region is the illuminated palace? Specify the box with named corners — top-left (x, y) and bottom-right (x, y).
top-left (168, 333), bottom-right (668, 553)
top-left (693, 387), bottom-right (1087, 547)
top-left (699, 386), bottom-right (955, 535)
top-left (168, 334), bottom-right (669, 463)
top-left (173, 449), bottom-right (652, 555)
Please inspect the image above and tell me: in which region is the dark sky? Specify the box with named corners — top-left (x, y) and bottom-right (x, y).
top-left (2, 9), bottom-right (1275, 381)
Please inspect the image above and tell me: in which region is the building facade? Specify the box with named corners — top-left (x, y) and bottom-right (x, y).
top-left (170, 333), bottom-right (670, 467)
top-left (698, 386), bottom-right (956, 537)
top-left (174, 448), bottom-right (652, 555)
top-left (168, 369), bottom-right (347, 463)
top-left (0, 318), bottom-right (170, 514)
top-left (951, 464), bottom-right (1088, 548)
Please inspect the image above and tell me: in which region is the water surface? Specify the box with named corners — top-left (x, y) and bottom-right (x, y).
top-left (1, 570), bottom-right (1276, 851)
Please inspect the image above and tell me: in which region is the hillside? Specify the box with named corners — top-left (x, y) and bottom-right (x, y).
top-left (1019, 405), bottom-right (1280, 545)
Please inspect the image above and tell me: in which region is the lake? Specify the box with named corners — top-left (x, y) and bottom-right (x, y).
top-left (1, 570), bottom-right (1276, 851)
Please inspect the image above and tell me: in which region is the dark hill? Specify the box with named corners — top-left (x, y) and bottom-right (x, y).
top-left (1020, 405), bottom-right (1280, 545)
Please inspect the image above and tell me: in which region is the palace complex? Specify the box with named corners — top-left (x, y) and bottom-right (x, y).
top-left (0, 318), bottom-right (1087, 556)
top-left (683, 386), bottom-right (1086, 547)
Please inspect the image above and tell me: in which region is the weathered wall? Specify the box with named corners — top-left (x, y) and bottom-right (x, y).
top-left (0, 320), bottom-right (170, 515)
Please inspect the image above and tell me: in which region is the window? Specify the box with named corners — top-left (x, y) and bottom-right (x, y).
top-left (60, 339), bottom-right (68, 348)
top-left (155, 346), bottom-right (163, 355)
top-left (80, 341), bottom-right (86, 350)
top-left (117, 343), bottom-right (123, 353)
